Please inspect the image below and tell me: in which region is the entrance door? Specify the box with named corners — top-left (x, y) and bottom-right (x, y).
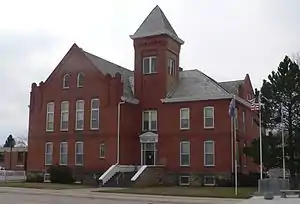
top-left (145, 151), bottom-right (154, 165)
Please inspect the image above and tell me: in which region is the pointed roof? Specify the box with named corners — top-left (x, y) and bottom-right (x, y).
top-left (130, 5), bottom-right (184, 44)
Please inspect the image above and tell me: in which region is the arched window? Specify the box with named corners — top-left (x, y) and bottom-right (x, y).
top-left (63, 74), bottom-right (70, 88)
top-left (77, 73), bottom-right (84, 87)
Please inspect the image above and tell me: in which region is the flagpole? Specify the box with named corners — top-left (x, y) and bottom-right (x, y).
top-left (281, 103), bottom-right (286, 179)
top-left (234, 95), bottom-right (238, 196)
top-left (259, 93), bottom-right (263, 180)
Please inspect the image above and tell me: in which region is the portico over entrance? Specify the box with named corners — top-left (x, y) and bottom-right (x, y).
top-left (139, 132), bottom-right (158, 166)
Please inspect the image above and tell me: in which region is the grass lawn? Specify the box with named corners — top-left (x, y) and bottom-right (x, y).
top-left (98, 187), bottom-right (256, 199)
top-left (0, 182), bottom-right (90, 190)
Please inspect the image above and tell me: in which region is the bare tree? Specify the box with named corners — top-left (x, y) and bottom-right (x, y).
top-left (15, 135), bottom-right (28, 147)
top-left (291, 52), bottom-right (300, 65)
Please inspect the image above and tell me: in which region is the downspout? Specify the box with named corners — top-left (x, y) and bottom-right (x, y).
top-left (117, 100), bottom-right (125, 164)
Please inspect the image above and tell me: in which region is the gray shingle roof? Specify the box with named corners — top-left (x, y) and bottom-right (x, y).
top-left (219, 80), bottom-right (244, 95)
top-left (83, 51), bottom-right (134, 100)
top-left (130, 5), bottom-right (184, 44)
top-left (163, 70), bottom-right (232, 103)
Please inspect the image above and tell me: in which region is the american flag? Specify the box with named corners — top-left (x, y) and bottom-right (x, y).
top-left (248, 97), bottom-right (260, 111)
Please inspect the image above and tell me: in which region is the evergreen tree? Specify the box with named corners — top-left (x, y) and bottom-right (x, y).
top-left (3, 134), bottom-right (16, 170)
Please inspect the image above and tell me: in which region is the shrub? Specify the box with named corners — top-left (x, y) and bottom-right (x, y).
top-left (47, 165), bottom-right (74, 184)
top-left (26, 172), bottom-right (44, 183)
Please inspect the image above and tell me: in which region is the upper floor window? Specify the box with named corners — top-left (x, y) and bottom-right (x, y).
top-left (143, 56), bottom-right (156, 74)
top-left (235, 108), bottom-right (238, 130)
top-left (90, 99), bottom-right (100, 130)
top-left (77, 73), bottom-right (84, 87)
top-left (75, 100), bottom-right (84, 130)
top-left (60, 101), bottom-right (69, 131)
top-left (46, 102), bottom-right (54, 132)
top-left (59, 142), bottom-right (68, 165)
top-left (75, 141), bottom-right (84, 166)
top-left (180, 108), bottom-right (190, 130)
top-left (168, 58), bottom-right (176, 76)
top-left (180, 141), bottom-right (190, 166)
top-left (204, 140), bottom-right (215, 167)
top-left (0, 153), bottom-right (4, 162)
top-left (17, 152), bottom-right (24, 163)
top-left (204, 106), bottom-right (214, 128)
top-left (63, 74), bottom-right (70, 89)
top-left (242, 111), bottom-right (246, 132)
top-left (45, 142), bottom-right (53, 166)
top-left (142, 110), bottom-right (157, 131)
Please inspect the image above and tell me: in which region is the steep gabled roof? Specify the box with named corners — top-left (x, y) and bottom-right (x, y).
top-left (219, 80), bottom-right (244, 95)
top-left (82, 51), bottom-right (135, 100)
top-left (130, 5), bottom-right (184, 44)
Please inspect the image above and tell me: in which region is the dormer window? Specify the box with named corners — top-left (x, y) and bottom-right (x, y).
top-left (143, 56), bottom-right (156, 74)
top-left (168, 58), bottom-right (175, 76)
top-left (77, 73), bottom-right (84, 87)
top-left (63, 74), bottom-right (70, 89)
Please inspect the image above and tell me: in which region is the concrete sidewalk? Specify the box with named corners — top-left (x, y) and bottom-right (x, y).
top-left (0, 187), bottom-right (244, 204)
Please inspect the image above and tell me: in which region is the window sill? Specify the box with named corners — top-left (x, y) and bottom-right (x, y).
top-left (59, 164), bottom-right (67, 166)
top-left (204, 127), bottom-right (214, 129)
top-left (75, 129), bottom-right (84, 131)
top-left (180, 165), bottom-right (190, 167)
top-left (204, 183), bottom-right (216, 186)
top-left (75, 164), bottom-right (83, 166)
top-left (180, 128), bottom-right (190, 131)
top-left (143, 72), bottom-right (158, 75)
top-left (99, 157), bottom-right (105, 159)
top-left (63, 87), bottom-right (69, 89)
top-left (179, 183), bottom-right (190, 186)
top-left (46, 130), bottom-right (54, 132)
top-left (90, 128), bottom-right (99, 131)
top-left (45, 164), bottom-right (52, 166)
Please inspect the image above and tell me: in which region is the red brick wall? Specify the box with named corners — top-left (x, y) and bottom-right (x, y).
top-left (0, 149), bottom-right (27, 170)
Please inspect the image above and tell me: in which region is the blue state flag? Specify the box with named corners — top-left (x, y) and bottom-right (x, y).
top-left (228, 98), bottom-right (235, 118)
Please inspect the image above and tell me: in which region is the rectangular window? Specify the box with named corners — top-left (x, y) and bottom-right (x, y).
top-left (168, 58), bottom-right (176, 76)
top-left (45, 142), bottom-right (53, 165)
top-left (0, 152), bottom-right (4, 162)
top-left (143, 56), bottom-right (157, 74)
top-left (75, 142), bottom-right (84, 166)
top-left (90, 99), bottom-right (100, 130)
top-left (204, 141), bottom-right (215, 166)
top-left (204, 106), bottom-right (214, 128)
top-left (235, 108), bottom-right (238, 130)
top-left (204, 176), bottom-right (216, 186)
top-left (46, 102), bottom-right (54, 131)
top-left (75, 100), bottom-right (84, 130)
top-left (60, 101), bottom-right (69, 131)
top-left (59, 142), bottom-right (68, 165)
top-left (242, 111), bottom-right (246, 132)
top-left (142, 110), bottom-right (157, 131)
top-left (17, 152), bottom-right (24, 163)
top-left (180, 141), bottom-right (190, 166)
top-left (100, 143), bottom-right (105, 159)
top-left (179, 175), bottom-right (190, 186)
top-left (180, 108), bottom-right (190, 130)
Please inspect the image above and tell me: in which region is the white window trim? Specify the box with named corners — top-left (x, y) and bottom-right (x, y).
top-left (142, 110), bottom-right (157, 131)
top-left (180, 141), bottom-right (190, 167)
top-left (204, 106), bottom-right (214, 129)
top-left (63, 74), bottom-right (70, 89)
top-left (99, 143), bottom-right (105, 159)
top-left (90, 99), bottom-right (99, 130)
top-left (59, 142), bottom-right (68, 166)
top-left (77, 73), bottom-right (84, 88)
top-left (168, 58), bottom-right (176, 75)
top-left (235, 108), bottom-right (238, 129)
top-left (179, 175), bottom-right (190, 186)
top-left (243, 143), bottom-right (247, 167)
top-left (75, 100), bottom-right (84, 130)
top-left (60, 101), bottom-right (69, 131)
top-left (143, 56), bottom-right (157, 74)
top-left (204, 176), bottom-right (216, 186)
top-left (75, 141), bottom-right (84, 166)
top-left (242, 111), bottom-right (246, 132)
top-left (180, 108), bottom-right (190, 130)
top-left (46, 102), bottom-right (55, 132)
top-left (45, 142), bottom-right (53, 166)
top-left (204, 140), bottom-right (215, 167)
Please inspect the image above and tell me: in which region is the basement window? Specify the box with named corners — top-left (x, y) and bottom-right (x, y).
top-left (179, 175), bottom-right (190, 186)
top-left (204, 176), bottom-right (216, 186)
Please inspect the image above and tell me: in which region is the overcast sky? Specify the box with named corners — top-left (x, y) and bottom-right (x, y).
top-left (0, 0), bottom-right (299, 143)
